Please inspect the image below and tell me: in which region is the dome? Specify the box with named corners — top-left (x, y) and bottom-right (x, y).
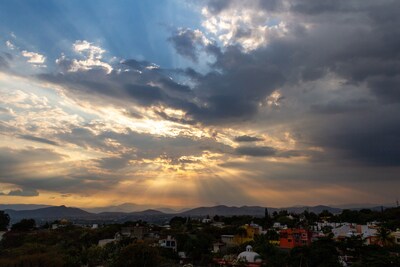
top-left (237, 245), bottom-right (261, 263)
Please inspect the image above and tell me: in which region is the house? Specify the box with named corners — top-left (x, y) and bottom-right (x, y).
top-left (159, 235), bottom-right (177, 251)
top-left (233, 223), bottom-right (263, 245)
top-left (202, 218), bottom-right (212, 223)
top-left (221, 235), bottom-right (236, 247)
top-left (212, 241), bottom-right (226, 253)
top-left (132, 225), bottom-right (148, 240)
top-left (98, 238), bottom-right (116, 247)
top-left (98, 232), bottom-right (121, 247)
top-left (121, 227), bottom-right (133, 237)
top-left (279, 228), bottom-right (312, 249)
top-left (332, 224), bottom-right (379, 245)
top-left (237, 245), bottom-right (262, 265)
top-left (273, 222), bottom-right (287, 229)
top-left (211, 222), bottom-right (225, 228)
top-left (391, 229), bottom-right (400, 245)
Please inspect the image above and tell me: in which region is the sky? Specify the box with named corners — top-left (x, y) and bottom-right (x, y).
top-left (0, 0), bottom-right (399, 209)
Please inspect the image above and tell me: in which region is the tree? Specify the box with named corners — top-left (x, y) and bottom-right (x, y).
top-left (319, 209), bottom-right (334, 221)
top-left (0, 211), bottom-right (10, 231)
top-left (265, 229), bottom-right (279, 241)
top-left (86, 245), bottom-right (105, 267)
top-left (112, 242), bottom-right (161, 267)
top-left (376, 226), bottom-right (395, 247)
top-left (170, 216), bottom-right (186, 229)
top-left (11, 218), bottom-right (36, 231)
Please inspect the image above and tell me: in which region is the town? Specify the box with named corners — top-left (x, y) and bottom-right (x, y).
top-left (0, 206), bottom-right (399, 266)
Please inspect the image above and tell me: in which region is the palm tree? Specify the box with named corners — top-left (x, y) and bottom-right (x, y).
top-left (376, 226), bottom-right (394, 247)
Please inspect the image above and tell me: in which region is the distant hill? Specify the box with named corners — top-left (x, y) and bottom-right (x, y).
top-left (181, 205), bottom-right (272, 216)
top-left (130, 209), bottom-right (165, 216)
top-left (5, 203), bottom-right (395, 224)
top-left (85, 203), bottom-right (146, 213)
top-left (0, 204), bottom-right (53, 211)
top-left (93, 209), bottom-right (171, 224)
top-left (84, 203), bottom-right (183, 214)
top-left (282, 205), bottom-right (342, 214)
top-left (180, 205), bottom-right (343, 217)
top-left (5, 205), bottom-right (92, 223)
top-left (331, 203), bottom-right (396, 210)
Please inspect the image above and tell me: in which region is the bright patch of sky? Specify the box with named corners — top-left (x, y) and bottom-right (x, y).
top-left (0, 0), bottom-right (202, 69)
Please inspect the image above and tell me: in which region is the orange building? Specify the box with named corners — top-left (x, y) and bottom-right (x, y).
top-left (279, 228), bottom-right (312, 249)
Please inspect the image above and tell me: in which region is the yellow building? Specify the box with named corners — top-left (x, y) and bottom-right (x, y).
top-left (233, 223), bottom-right (262, 245)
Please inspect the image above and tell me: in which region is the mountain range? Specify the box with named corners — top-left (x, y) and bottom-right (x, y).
top-left (3, 203), bottom-right (392, 224)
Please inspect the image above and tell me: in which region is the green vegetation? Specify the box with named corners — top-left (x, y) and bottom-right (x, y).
top-left (0, 207), bottom-right (399, 266)
top-left (0, 211), bottom-right (10, 231)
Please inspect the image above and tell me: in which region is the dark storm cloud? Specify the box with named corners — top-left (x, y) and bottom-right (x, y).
top-left (155, 110), bottom-right (196, 125)
top-left (310, 98), bottom-right (371, 114)
top-left (125, 84), bottom-right (165, 106)
top-left (204, 0), bottom-right (281, 14)
top-left (234, 135), bottom-right (264, 142)
top-left (180, 45), bottom-right (286, 123)
top-left (33, 0), bottom-right (400, 168)
top-left (367, 75), bottom-right (400, 103)
top-left (7, 188), bottom-right (39, 197)
top-left (94, 155), bottom-right (132, 171)
top-left (122, 59), bottom-right (158, 72)
top-left (307, 108), bottom-right (400, 166)
top-left (38, 65), bottom-right (196, 116)
top-left (0, 147), bottom-right (69, 193)
top-left (194, 0), bottom-right (400, 166)
top-left (205, 0), bottom-right (231, 14)
top-left (18, 134), bottom-right (59, 146)
top-left (158, 77), bottom-right (191, 93)
top-left (289, 0), bottom-right (357, 15)
top-left (258, 0), bottom-right (281, 11)
top-left (168, 29), bottom-right (201, 62)
top-left (0, 147), bottom-right (123, 194)
top-left (235, 146), bottom-right (277, 157)
top-left (53, 125), bottom-right (232, 165)
top-left (0, 147), bottom-right (64, 170)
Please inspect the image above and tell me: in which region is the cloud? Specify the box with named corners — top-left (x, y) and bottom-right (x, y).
top-left (34, 2), bottom-right (400, 169)
top-left (21, 50), bottom-right (46, 66)
top-left (234, 135), bottom-right (263, 142)
top-left (0, 146), bottom-right (123, 195)
top-left (18, 134), bottom-right (59, 146)
top-left (168, 28), bottom-right (211, 62)
top-left (306, 108), bottom-right (400, 166)
top-left (1, 1), bottom-right (400, 207)
top-left (6, 188), bottom-right (39, 197)
top-left (56, 40), bottom-right (112, 74)
top-left (5, 40), bottom-right (15, 50)
top-left (235, 146), bottom-right (277, 157)
top-left (182, 0), bottom-right (400, 167)
top-left (0, 55), bottom-right (10, 69)
top-left (201, 0), bottom-right (288, 51)
top-left (95, 155), bottom-right (132, 171)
